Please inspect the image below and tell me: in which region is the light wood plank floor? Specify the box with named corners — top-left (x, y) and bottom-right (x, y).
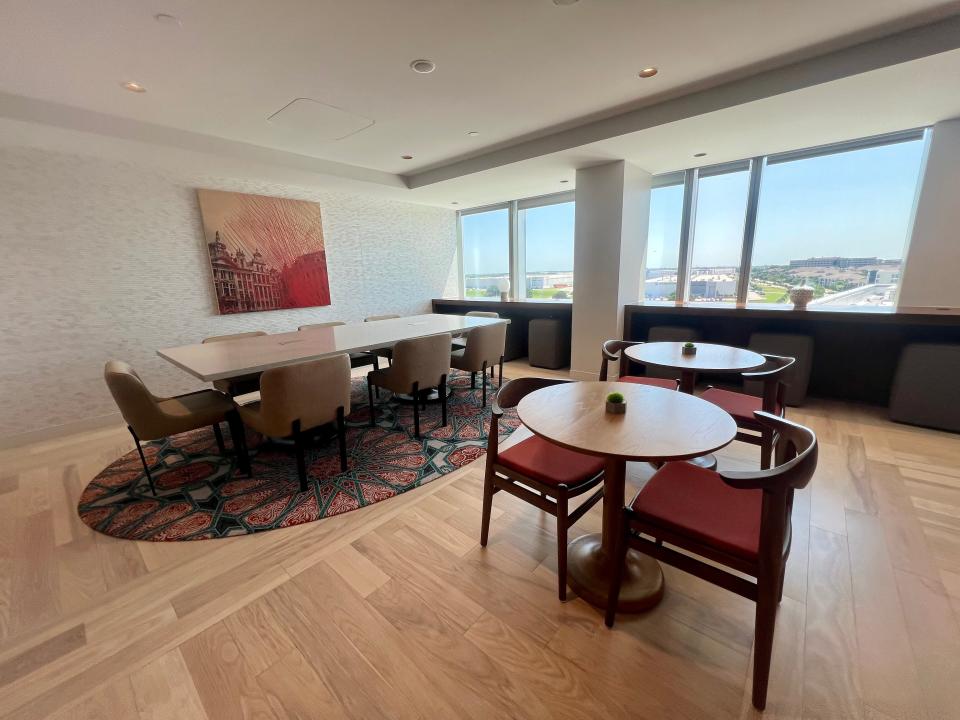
top-left (1, 359), bottom-right (960, 719)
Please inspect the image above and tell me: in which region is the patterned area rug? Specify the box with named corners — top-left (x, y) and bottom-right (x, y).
top-left (78, 371), bottom-right (518, 541)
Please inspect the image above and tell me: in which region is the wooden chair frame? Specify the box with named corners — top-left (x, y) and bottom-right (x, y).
top-left (605, 411), bottom-right (818, 710)
top-left (705, 354), bottom-right (795, 469)
top-left (481, 377), bottom-right (605, 601)
top-left (599, 339), bottom-right (679, 389)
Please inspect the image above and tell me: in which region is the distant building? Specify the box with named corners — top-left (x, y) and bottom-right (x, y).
top-left (788, 256), bottom-right (884, 269)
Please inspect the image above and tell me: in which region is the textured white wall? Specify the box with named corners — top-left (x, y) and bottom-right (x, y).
top-left (0, 146), bottom-right (458, 441)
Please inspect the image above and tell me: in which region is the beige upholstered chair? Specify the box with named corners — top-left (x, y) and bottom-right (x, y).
top-left (368, 333), bottom-right (451, 438)
top-left (299, 322), bottom-right (380, 371)
top-left (453, 310), bottom-right (500, 350)
top-left (104, 361), bottom-right (249, 495)
top-left (238, 355), bottom-right (352, 492)
top-left (451, 322), bottom-right (507, 406)
top-left (202, 331), bottom-right (267, 396)
top-left (364, 314), bottom-right (401, 365)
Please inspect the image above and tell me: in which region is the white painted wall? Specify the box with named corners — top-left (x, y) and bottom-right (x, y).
top-left (898, 118), bottom-right (960, 312)
top-left (0, 146), bottom-right (458, 443)
top-left (569, 161), bottom-right (650, 379)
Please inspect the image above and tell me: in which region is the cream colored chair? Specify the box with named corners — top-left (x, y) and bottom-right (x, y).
top-left (299, 322), bottom-right (381, 371)
top-left (453, 310), bottom-right (500, 350)
top-left (104, 361), bottom-right (249, 495)
top-left (364, 314), bottom-right (401, 366)
top-left (202, 331), bottom-right (267, 396)
top-left (451, 322), bottom-right (507, 407)
top-left (367, 334), bottom-right (451, 438)
top-left (238, 354), bottom-right (352, 492)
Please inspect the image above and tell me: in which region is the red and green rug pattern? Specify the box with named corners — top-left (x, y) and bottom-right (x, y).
top-left (78, 371), bottom-right (518, 541)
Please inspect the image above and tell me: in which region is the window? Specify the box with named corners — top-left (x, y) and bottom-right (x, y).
top-left (519, 199), bottom-right (575, 300)
top-left (688, 166), bottom-right (751, 303)
top-left (461, 207), bottom-right (509, 298)
top-left (641, 128), bottom-right (929, 310)
top-left (748, 138), bottom-right (926, 307)
top-left (644, 180), bottom-right (683, 301)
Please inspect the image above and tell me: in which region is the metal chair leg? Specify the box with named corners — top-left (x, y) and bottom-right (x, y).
top-left (412, 382), bottom-right (421, 438)
top-left (336, 406), bottom-right (348, 472)
top-left (128, 426), bottom-right (157, 496)
top-left (212, 423), bottom-right (226, 454)
top-left (225, 410), bottom-right (251, 476)
top-left (367, 374), bottom-right (376, 427)
top-left (293, 419), bottom-right (308, 493)
top-left (481, 361), bottom-right (488, 407)
top-left (440, 374), bottom-right (448, 427)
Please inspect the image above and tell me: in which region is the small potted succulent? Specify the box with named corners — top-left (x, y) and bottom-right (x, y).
top-left (605, 391), bottom-right (626, 414)
top-left (681, 341), bottom-right (697, 356)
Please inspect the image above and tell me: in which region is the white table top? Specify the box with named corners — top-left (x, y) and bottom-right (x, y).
top-left (158, 313), bottom-right (509, 382)
top-left (517, 381), bottom-right (736, 462)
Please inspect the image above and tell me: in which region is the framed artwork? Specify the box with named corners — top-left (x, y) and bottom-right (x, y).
top-left (197, 189), bottom-right (331, 314)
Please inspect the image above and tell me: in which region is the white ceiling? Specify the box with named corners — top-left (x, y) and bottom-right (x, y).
top-left (2, 0), bottom-right (960, 207)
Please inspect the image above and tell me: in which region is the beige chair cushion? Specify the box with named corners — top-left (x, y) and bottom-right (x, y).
top-left (299, 321), bottom-right (345, 330)
top-left (239, 354), bottom-right (351, 438)
top-left (465, 311), bottom-right (499, 318)
top-left (364, 314), bottom-right (401, 322)
top-left (369, 334), bottom-right (452, 395)
top-left (202, 332), bottom-right (267, 394)
top-left (104, 360), bottom-right (234, 441)
top-left (450, 322), bottom-right (506, 373)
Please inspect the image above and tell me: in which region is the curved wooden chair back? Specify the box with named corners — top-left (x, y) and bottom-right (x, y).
top-left (599, 339), bottom-right (643, 381)
top-left (742, 354), bottom-right (795, 414)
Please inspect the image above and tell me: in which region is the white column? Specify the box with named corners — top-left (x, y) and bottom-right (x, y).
top-left (569, 161), bottom-right (650, 379)
top-left (898, 119), bottom-right (960, 312)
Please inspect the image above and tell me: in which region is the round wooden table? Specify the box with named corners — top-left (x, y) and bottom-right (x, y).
top-left (516, 381), bottom-right (737, 612)
top-left (625, 342), bottom-right (765, 394)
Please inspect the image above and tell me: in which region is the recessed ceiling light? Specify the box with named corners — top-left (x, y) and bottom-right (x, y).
top-left (121, 81), bottom-right (146, 93)
top-left (401, 154), bottom-right (414, 160)
top-left (154, 13), bottom-right (181, 26)
top-left (694, 152), bottom-right (707, 157)
top-left (451, 201), bottom-right (459, 205)
top-left (638, 67), bottom-right (658, 78)
top-left (553, 0), bottom-right (580, 5)
top-left (560, 180), bottom-right (569, 183)
top-left (467, 131), bottom-right (479, 137)
top-left (410, 59), bottom-right (436, 74)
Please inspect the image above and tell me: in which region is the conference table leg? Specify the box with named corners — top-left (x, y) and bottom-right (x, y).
top-left (565, 457), bottom-right (665, 612)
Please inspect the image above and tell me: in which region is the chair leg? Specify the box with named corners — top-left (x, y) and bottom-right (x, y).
top-left (293, 419), bottom-right (308, 493)
top-left (336, 406), bottom-right (348, 472)
top-left (367, 375), bottom-right (376, 427)
top-left (226, 410), bottom-right (251, 476)
top-left (440, 374), bottom-right (448, 427)
top-left (129, 426), bottom-right (157, 496)
top-left (499, 356), bottom-right (504, 387)
top-left (373, 355), bottom-right (380, 372)
top-left (480, 469), bottom-right (495, 546)
top-left (751, 572), bottom-right (779, 710)
top-left (557, 497), bottom-right (569, 601)
top-left (412, 382), bottom-right (421, 438)
top-left (212, 423), bottom-right (225, 454)
top-left (481, 361), bottom-right (488, 407)
top-left (605, 511), bottom-right (630, 627)
top-left (471, 371), bottom-right (477, 389)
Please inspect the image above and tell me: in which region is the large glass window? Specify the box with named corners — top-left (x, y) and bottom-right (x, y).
top-left (520, 200), bottom-right (575, 300)
top-left (748, 139), bottom-right (926, 307)
top-left (644, 182), bottom-right (683, 301)
top-left (461, 207), bottom-right (509, 298)
top-left (688, 167), bottom-right (751, 303)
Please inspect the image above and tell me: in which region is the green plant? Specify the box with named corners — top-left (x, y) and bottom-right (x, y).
top-left (606, 392), bottom-right (624, 404)
top-left (684, 341), bottom-right (696, 348)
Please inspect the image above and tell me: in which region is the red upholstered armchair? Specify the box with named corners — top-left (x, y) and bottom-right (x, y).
top-left (481, 377), bottom-right (605, 601)
top-left (605, 411), bottom-right (818, 711)
top-left (700, 354), bottom-right (795, 469)
top-left (599, 340), bottom-right (679, 390)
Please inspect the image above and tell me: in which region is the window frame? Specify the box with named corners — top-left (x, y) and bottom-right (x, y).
top-left (647, 127), bottom-right (931, 307)
top-left (457, 190), bottom-right (575, 302)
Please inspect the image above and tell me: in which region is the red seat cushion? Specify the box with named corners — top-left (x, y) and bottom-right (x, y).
top-left (700, 387), bottom-right (779, 424)
top-left (620, 375), bottom-right (679, 390)
top-left (631, 462), bottom-right (762, 561)
top-left (497, 435), bottom-right (604, 487)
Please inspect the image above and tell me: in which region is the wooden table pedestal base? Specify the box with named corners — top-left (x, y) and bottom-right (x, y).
top-left (566, 533), bottom-right (664, 612)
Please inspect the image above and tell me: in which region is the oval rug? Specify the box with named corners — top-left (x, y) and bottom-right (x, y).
top-left (78, 371), bottom-right (519, 541)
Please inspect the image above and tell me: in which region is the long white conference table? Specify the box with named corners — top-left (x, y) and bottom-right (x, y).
top-left (158, 313), bottom-right (510, 382)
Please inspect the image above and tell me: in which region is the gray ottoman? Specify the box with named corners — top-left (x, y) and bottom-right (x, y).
top-left (744, 333), bottom-right (814, 406)
top-left (890, 344), bottom-right (960, 432)
top-left (529, 319), bottom-right (569, 369)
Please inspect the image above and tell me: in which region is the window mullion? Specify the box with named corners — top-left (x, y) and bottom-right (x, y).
top-left (675, 168), bottom-right (698, 305)
top-left (508, 200), bottom-right (519, 300)
top-left (736, 157), bottom-right (765, 307)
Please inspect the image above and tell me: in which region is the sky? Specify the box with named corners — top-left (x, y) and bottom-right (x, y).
top-left (462, 137), bottom-right (926, 275)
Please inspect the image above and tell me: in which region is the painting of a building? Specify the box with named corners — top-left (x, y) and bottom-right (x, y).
top-left (198, 189), bottom-right (331, 314)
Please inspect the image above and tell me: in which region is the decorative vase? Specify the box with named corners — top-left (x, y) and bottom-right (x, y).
top-left (496, 277), bottom-right (510, 303)
top-left (605, 401), bottom-right (626, 414)
top-left (681, 344), bottom-right (697, 356)
top-left (789, 285), bottom-right (815, 310)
